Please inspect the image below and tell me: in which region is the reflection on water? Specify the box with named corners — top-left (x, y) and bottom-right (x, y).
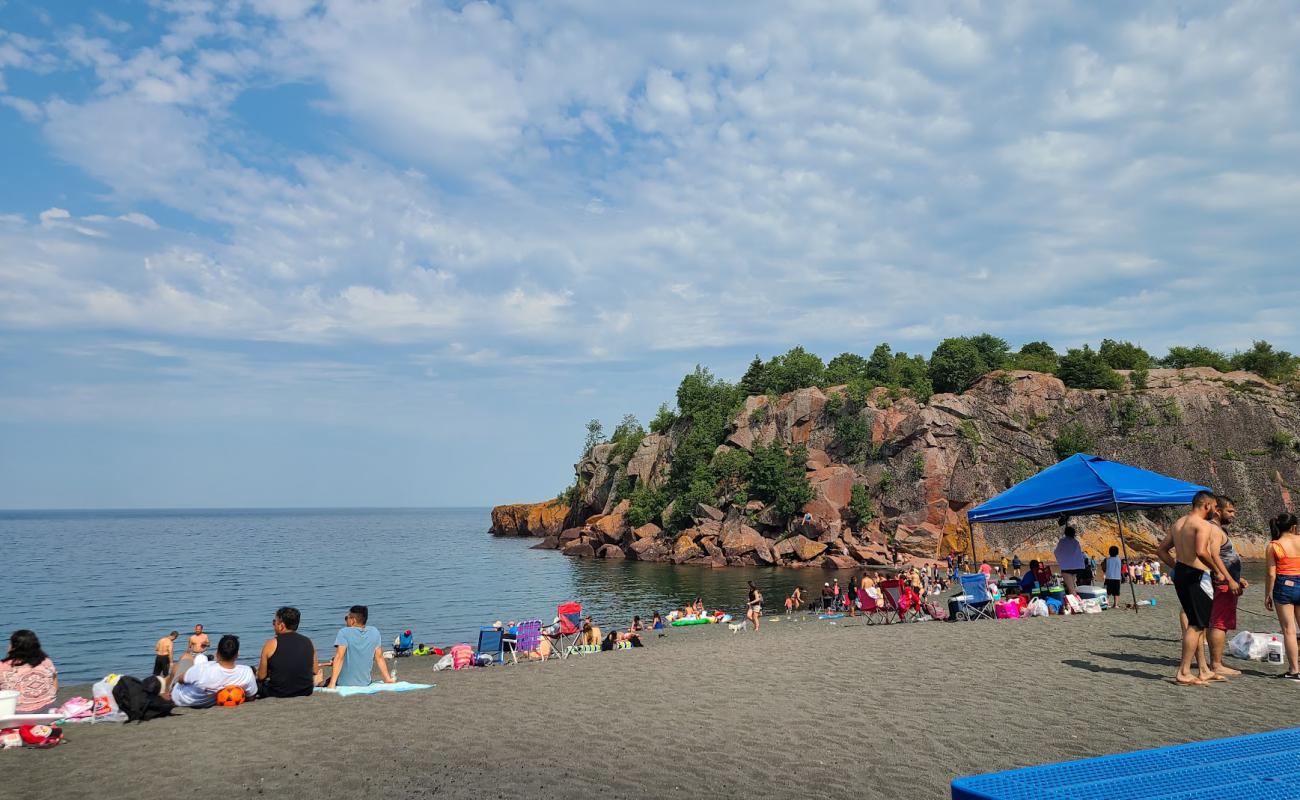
top-left (0, 508), bottom-right (857, 681)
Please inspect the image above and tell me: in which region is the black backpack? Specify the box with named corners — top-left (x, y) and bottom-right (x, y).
top-left (112, 675), bottom-right (176, 722)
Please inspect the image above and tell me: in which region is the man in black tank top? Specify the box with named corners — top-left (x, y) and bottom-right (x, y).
top-left (256, 606), bottom-right (318, 698)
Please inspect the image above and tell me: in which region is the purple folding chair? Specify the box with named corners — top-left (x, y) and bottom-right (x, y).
top-left (505, 619), bottom-right (544, 664)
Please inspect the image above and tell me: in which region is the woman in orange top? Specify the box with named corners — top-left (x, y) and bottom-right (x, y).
top-left (1264, 512), bottom-right (1300, 680)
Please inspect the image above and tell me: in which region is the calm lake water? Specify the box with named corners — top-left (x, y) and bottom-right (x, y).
top-left (1, 507), bottom-right (830, 682)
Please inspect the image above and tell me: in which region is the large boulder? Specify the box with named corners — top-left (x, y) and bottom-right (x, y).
top-left (720, 522), bottom-right (774, 564)
top-left (821, 554), bottom-right (858, 570)
top-left (630, 523), bottom-right (662, 541)
top-left (805, 448), bottom-right (831, 470)
top-left (773, 534), bottom-right (827, 563)
top-left (671, 533), bottom-right (703, 563)
top-left (625, 433), bottom-right (668, 486)
top-left (597, 544), bottom-right (626, 560)
top-left (696, 503), bottom-right (725, 522)
top-left (490, 500), bottom-right (568, 537)
top-left (806, 465), bottom-right (856, 518)
top-left (629, 536), bottom-right (668, 561)
top-left (591, 499), bottom-right (630, 539)
top-left (562, 539), bottom-right (596, 559)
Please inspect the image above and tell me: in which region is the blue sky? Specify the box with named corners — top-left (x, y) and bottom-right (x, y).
top-left (1, 0), bottom-right (1298, 508)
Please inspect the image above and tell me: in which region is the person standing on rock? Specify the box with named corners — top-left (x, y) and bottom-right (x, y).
top-left (745, 581), bottom-right (763, 632)
top-left (1207, 496), bottom-right (1246, 676)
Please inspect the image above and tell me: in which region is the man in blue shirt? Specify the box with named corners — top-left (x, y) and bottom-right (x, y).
top-left (327, 605), bottom-right (395, 688)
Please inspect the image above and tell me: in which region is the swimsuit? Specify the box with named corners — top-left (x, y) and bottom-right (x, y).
top-left (1173, 562), bottom-right (1213, 629)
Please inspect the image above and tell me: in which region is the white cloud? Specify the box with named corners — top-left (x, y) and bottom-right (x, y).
top-left (0, 0), bottom-right (1295, 369)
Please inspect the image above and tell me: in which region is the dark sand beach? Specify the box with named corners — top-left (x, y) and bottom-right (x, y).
top-left (10, 583), bottom-right (1292, 800)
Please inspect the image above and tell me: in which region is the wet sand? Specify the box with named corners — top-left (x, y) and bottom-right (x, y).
top-left (10, 583), bottom-right (1293, 800)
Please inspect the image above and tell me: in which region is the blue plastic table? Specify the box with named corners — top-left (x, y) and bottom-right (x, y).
top-left (952, 727), bottom-right (1300, 800)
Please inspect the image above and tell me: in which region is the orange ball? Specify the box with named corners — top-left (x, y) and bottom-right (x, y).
top-left (214, 685), bottom-right (245, 707)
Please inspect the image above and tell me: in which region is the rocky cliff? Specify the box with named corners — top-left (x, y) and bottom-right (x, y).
top-left (491, 368), bottom-right (1300, 568)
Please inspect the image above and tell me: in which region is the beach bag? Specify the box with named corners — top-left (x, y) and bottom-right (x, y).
top-left (1081, 599), bottom-right (1103, 614)
top-left (923, 600), bottom-right (948, 621)
top-left (112, 676), bottom-right (175, 722)
top-left (1026, 598), bottom-right (1049, 617)
top-left (1229, 631), bottom-right (1269, 661)
top-left (433, 652), bottom-right (455, 671)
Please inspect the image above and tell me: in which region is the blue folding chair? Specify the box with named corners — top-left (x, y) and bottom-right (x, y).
top-left (476, 626), bottom-right (504, 664)
top-left (954, 573), bottom-right (996, 621)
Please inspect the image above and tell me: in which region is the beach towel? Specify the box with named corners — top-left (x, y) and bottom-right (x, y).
top-left (316, 681), bottom-right (433, 697)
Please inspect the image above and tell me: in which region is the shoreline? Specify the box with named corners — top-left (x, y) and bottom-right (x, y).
top-left (13, 583), bottom-right (1298, 800)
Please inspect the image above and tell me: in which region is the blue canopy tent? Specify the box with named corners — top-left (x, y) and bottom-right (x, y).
top-left (967, 454), bottom-right (1211, 611)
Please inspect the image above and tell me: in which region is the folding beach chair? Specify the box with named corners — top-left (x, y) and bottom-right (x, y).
top-left (393, 630), bottom-right (414, 657)
top-left (504, 618), bottom-right (544, 664)
top-left (856, 587), bottom-right (888, 625)
top-left (879, 579), bottom-right (922, 624)
top-left (546, 602), bottom-right (583, 660)
top-left (476, 626), bottom-right (504, 664)
top-left (953, 573), bottom-right (996, 621)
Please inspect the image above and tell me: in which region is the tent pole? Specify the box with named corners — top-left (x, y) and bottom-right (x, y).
top-left (1113, 500), bottom-right (1139, 614)
top-left (969, 522), bottom-right (978, 572)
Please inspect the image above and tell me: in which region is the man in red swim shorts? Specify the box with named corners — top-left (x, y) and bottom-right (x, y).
top-left (1208, 496), bottom-right (1247, 676)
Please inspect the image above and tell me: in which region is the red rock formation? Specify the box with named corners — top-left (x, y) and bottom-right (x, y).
top-left (494, 368), bottom-right (1300, 568)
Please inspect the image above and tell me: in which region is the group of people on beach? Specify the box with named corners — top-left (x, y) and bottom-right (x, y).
top-left (1163, 492), bottom-right (1300, 685)
top-left (153, 604), bottom-right (397, 707)
top-left (780, 571), bottom-right (934, 618)
top-left (0, 605), bottom-right (402, 714)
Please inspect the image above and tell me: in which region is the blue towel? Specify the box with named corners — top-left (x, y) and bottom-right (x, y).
top-left (316, 681), bottom-right (433, 697)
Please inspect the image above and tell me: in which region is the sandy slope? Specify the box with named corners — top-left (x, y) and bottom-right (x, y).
top-left (9, 584), bottom-right (1293, 800)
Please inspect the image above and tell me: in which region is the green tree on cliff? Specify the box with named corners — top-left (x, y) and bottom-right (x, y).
top-left (825, 352), bottom-right (871, 386)
top-left (768, 346), bottom-right (826, 393)
top-left (739, 356), bottom-right (773, 397)
top-left (893, 352), bottom-right (934, 402)
top-left (667, 366), bottom-right (744, 500)
top-left (746, 442), bottom-right (814, 517)
top-left (1057, 345), bottom-right (1124, 390)
top-left (582, 419), bottom-right (604, 456)
top-left (1008, 341), bottom-right (1059, 373)
top-left (929, 337), bottom-right (988, 394)
top-left (1231, 340), bottom-right (1298, 382)
top-left (1099, 339), bottom-right (1153, 370)
top-left (967, 333), bottom-right (1010, 371)
top-left (866, 343), bottom-right (895, 384)
top-left (1160, 345), bottom-right (1230, 371)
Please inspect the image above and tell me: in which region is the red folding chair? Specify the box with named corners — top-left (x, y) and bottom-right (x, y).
top-left (856, 586), bottom-right (887, 624)
top-left (879, 579), bottom-right (922, 623)
top-left (546, 602), bottom-right (583, 659)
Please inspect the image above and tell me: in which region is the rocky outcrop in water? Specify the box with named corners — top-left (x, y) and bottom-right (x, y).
top-left (492, 369), bottom-right (1300, 567)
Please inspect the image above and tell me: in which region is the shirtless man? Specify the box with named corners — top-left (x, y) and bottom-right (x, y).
top-left (169, 623), bottom-right (210, 691)
top-left (187, 624), bottom-right (210, 657)
top-left (153, 631), bottom-right (178, 678)
top-left (1156, 491), bottom-right (1228, 685)
top-left (1207, 496), bottom-right (1247, 676)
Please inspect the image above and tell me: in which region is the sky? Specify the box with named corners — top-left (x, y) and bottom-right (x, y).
top-left (1, 1), bottom-right (1298, 509)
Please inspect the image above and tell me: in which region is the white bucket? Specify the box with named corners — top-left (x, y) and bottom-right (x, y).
top-left (0, 689), bottom-right (19, 718)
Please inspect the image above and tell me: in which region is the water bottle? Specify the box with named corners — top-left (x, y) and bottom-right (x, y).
top-left (1268, 636), bottom-right (1284, 665)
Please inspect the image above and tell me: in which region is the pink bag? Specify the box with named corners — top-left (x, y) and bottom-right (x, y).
top-left (995, 600), bottom-right (1021, 619)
